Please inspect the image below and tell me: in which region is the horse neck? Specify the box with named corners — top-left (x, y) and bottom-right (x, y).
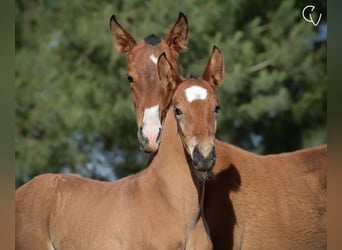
top-left (157, 108), bottom-right (185, 161)
top-left (150, 108), bottom-right (201, 218)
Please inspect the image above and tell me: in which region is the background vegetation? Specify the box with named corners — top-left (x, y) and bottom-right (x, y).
top-left (15, 0), bottom-right (326, 187)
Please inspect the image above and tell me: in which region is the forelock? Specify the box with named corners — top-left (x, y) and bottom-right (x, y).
top-left (144, 34), bottom-right (161, 46)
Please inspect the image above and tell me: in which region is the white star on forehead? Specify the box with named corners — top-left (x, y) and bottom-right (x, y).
top-left (150, 54), bottom-right (158, 64)
top-left (185, 85), bottom-right (208, 103)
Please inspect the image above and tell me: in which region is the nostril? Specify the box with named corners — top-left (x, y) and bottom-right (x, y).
top-left (193, 146), bottom-right (201, 161)
top-left (210, 147), bottom-right (216, 160)
top-left (138, 127), bottom-right (143, 137)
top-left (138, 127), bottom-right (149, 145)
top-left (156, 127), bottom-right (162, 144)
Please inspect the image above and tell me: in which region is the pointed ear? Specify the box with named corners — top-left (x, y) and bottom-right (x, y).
top-left (157, 53), bottom-right (178, 91)
top-left (165, 12), bottom-right (188, 54)
top-left (202, 46), bottom-right (224, 89)
top-left (109, 15), bottom-right (137, 55)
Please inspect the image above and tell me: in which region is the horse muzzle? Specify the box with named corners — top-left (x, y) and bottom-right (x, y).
top-left (138, 126), bottom-right (161, 153)
top-left (191, 145), bottom-right (216, 172)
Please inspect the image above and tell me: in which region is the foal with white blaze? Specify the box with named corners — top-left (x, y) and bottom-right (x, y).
top-left (15, 49), bottom-right (225, 249)
top-left (110, 13), bottom-right (188, 153)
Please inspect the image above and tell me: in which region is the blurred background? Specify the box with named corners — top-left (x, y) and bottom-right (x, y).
top-left (15, 0), bottom-right (326, 187)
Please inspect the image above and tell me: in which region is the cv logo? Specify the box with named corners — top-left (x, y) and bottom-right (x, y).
top-left (302, 5), bottom-right (322, 27)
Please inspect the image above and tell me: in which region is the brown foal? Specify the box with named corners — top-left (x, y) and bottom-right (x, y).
top-left (15, 48), bottom-right (225, 249)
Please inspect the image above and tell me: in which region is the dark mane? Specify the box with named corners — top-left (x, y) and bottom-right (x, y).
top-left (144, 34), bottom-right (161, 46)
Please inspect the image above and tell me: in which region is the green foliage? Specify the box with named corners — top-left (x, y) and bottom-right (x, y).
top-left (15, 0), bottom-right (326, 186)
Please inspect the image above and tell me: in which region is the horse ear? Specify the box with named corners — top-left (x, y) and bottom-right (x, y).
top-left (157, 53), bottom-right (178, 91)
top-left (202, 46), bottom-right (224, 89)
top-left (109, 15), bottom-right (137, 55)
top-left (165, 12), bottom-right (188, 54)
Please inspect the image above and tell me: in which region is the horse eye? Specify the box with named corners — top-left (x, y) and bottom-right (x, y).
top-left (127, 76), bottom-right (134, 83)
top-left (214, 105), bottom-right (221, 113)
top-left (174, 108), bottom-right (183, 116)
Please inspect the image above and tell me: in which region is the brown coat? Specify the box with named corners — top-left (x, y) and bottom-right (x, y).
top-left (203, 142), bottom-right (327, 249)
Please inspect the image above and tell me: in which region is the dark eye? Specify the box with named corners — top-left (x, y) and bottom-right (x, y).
top-left (174, 108), bottom-right (183, 116)
top-left (214, 105), bottom-right (221, 114)
top-left (127, 76), bottom-right (134, 83)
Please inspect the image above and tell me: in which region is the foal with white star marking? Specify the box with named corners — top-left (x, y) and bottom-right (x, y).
top-left (15, 45), bottom-right (225, 249)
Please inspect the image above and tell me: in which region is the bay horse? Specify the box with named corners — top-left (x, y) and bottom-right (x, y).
top-left (15, 48), bottom-right (225, 249)
top-left (110, 16), bottom-right (327, 249)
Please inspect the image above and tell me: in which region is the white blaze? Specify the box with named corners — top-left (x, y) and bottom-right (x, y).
top-left (143, 105), bottom-right (160, 127)
top-left (150, 54), bottom-right (158, 65)
top-left (142, 105), bottom-right (161, 147)
top-left (185, 85), bottom-right (208, 103)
